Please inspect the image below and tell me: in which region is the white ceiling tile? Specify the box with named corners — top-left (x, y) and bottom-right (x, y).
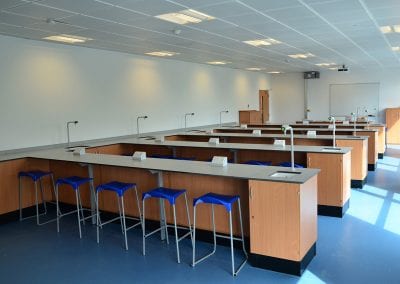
top-left (196, 2), bottom-right (253, 19)
top-left (236, 0), bottom-right (302, 11)
top-left (0, 11), bottom-right (41, 26)
top-left (4, 2), bottom-right (76, 20)
top-left (0, 0), bottom-right (28, 10)
top-left (34, 0), bottom-right (104, 14)
top-left (114, 0), bottom-right (184, 16)
top-left (83, 6), bottom-right (150, 24)
top-left (167, 0), bottom-right (234, 9)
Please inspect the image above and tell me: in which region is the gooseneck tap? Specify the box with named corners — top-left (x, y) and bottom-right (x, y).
top-left (137, 115), bottom-right (148, 136)
top-left (328, 116), bottom-right (336, 148)
top-left (67, 120), bottom-right (78, 147)
top-left (219, 110), bottom-right (229, 127)
top-left (184, 113), bottom-right (195, 130)
top-left (282, 124), bottom-right (295, 171)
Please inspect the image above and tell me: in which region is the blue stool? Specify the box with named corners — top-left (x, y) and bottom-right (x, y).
top-left (18, 170), bottom-right (57, 225)
top-left (243, 160), bottom-right (272, 166)
top-left (142, 187), bottom-right (193, 263)
top-left (192, 193), bottom-right (247, 276)
top-left (278, 161), bottom-right (304, 168)
top-left (55, 176), bottom-right (97, 238)
top-left (96, 181), bottom-right (142, 250)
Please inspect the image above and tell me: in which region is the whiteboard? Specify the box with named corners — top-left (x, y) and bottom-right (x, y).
top-left (329, 83), bottom-right (380, 118)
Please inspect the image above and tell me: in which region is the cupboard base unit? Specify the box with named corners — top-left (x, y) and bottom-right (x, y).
top-left (249, 243), bottom-right (316, 276)
top-left (378, 153), bottom-right (384, 159)
top-left (351, 178), bottom-right (367, 189)
top-left (368, 163), bottom-right (377, 171)
top-left (318, 199), bottom-right (349, 218)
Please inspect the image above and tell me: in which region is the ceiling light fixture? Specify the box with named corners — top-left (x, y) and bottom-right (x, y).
top-left (155, 9), bottom-right (215, 25)
top-left (145, 51), bottom-right (179, 57)
top-left (246, 67), bottom-right (265, 71)
top-left (380, 25), bottom-right (400, 34)
top-left (43, 34), bottom-right (92, 43)
top-left (392, 46), bottom-right (400, 51)
top-left (316, 63), bottom-right (336, 67)
top-left (207, 61), bottom-right (230, 65)
top-left (288, 53), bottom-right (315, 59)
top-left (243, 38), bottom-right (281, 47)
top-left (268, 71), bottom-right (282, 74)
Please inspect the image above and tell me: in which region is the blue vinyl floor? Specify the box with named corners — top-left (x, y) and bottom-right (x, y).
top-left (1, 147), bottom-right (400, 283)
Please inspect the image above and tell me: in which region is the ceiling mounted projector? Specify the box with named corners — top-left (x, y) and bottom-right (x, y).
top-left (338, 64), bottom-right (349, 72)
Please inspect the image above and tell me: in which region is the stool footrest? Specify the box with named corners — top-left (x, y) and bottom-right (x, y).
top-left (215, 233), bottom-right (244, 242)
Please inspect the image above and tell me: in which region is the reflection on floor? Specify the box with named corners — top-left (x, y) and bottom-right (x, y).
top-left (1, 147), bottom-right (400, 283)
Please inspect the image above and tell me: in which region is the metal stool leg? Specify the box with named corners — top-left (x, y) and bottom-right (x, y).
top-left (184, 193), bottom-right (193, 243)
top-left (172, 204), bottom-right (180, 263)
top-left (77, 189), bottom-right (85, 225)
top-left (76, 189), bottom-right (82, 239)
top-left (34, 181), bottom-right (40, 225)
top-left (142, 198), bottom-right (146, 256)
top-left (39, 179), bottom-right (47, 214)
top-left (19, 176), bottom-right (22, 221)
top-left (117, 196), bottom-right (124, 234)
top-left (233, 198), bottom-right (248, 276)
top-left (229, 210), bottom-right (235, 276)
top-left (56, 184), bottom-right (60, 233)
top-left (163, 200), bottom-right (169, 245)
top-left (50, 174), bottom-right (61, 216)
top-left (96, 191), bottom-right (100, 244)
top-left (121, 196), bottom-right (128, 250)
top-left (134, 186), bottom-right (143, 224)
top-left (192, 204), bottom-right (196, 267)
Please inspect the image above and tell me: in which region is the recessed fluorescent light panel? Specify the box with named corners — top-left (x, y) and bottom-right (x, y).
top-left (155, 9), bottom-right (215, 25)
top-left (243, 38), bottom-right (281, 47)
top-left (43, 34), bottom-right (92, 43)
top-left (316, 63), bottom-right (336, 67)
top-left (145, 51), bottom-right (179, 57)
top-left (246, 67), bottom-right (265, 71)
top-left (268, 71), bottom-right (282, 74)
top-left (380, 25), bottom-right (400, 34)
top-left (392, 46), bottom-right (400, 51)
top-left (288, 53), bottom-right (315, 59)
top-left (207, 61), bottom-right (230, 65)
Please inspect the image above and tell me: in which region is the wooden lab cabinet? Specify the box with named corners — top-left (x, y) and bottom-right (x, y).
top-left (239, 110), bottom-right (262, 124)
top-left (386, 108), bottom-right (400, 144)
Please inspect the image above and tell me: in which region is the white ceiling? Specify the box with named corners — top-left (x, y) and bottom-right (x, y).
top-left (1, 0), bottom-right (400, 73)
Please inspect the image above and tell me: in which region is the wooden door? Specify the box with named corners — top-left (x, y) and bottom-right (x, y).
top-left (386, 108), bottom-right (400, 144)
top-left (259, 90), bottom-right (269, 123)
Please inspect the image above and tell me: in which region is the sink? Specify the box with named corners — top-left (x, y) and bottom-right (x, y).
top-left (139, 136), bottom-right (156, 140)
top-left (65, 145), bottom-right (89, 152)
top-left (322, 147), bottom-right (342, 152)
top-left (269, 171), bottom-right (301, 178)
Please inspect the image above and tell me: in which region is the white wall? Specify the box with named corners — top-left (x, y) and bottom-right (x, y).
top-left (271, 69), bottom-right (400, 123)
top-left (270, 72), bottom-right (305, 123)
top-left (0, 34), bottom-right (270, 151)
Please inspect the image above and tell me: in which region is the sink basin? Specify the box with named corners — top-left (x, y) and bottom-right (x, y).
top-left (65, 145), bottom-right (89, 152)
top-left (322, 147), bottom-right (342, 152)
top-left (269, 171), bottom-right (301, 178)
top-left (139, 136), bottom-right (156, 140)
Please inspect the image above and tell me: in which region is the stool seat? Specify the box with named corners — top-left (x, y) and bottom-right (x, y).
top-left (96, 181), bottom-right (136, 197)
top-left (18, 170), bottom-right (53, 182)
top-left (142, 187), bottom-right (186, 205)
top-left (56, 176), bottom-right (93, 190)
top-left (193, 193), bottom-right (239, 212)
top-left (243, 160), bottom-right (272, 166)
top-left (278, 162), bottom-right (304, 168)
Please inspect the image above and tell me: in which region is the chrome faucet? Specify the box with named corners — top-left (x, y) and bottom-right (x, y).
top-left (219, 110), bottom-right (229, 127)
top-left (184, 113), bottom-right (195, 130)
top-left (282, 124), bottom-right (295, 171)
top-left (328, 116), bottom-right (336, 148)
top-left (137, 116), bottom-right (148, 136)
top-left (351, 112), bottom-right (357, 135)
top-left (67, 121), bottom-right (78, 147)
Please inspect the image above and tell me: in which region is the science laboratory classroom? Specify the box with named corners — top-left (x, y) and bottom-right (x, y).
top-left (1, 1), bottom-right (400, 284)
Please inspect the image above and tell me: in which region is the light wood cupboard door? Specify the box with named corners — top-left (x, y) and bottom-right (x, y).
top-left (259, 90), bottom-right (269, 123)
top-left (386, 108), bottom-right (400, 144)
top-left (307, 152), bottom-right (351, 207)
